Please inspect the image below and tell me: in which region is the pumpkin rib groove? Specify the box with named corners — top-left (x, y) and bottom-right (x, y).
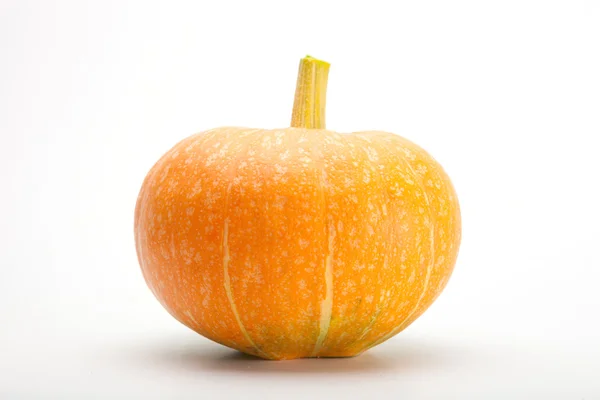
top-left (347, 134), bottom-right (392, 349)
top-left (391, 150), bottom-right (436, 335)
top-left (367, 149), bottom-right (436, 349)
top-left (311, 141), bottom-right (335, 357)
top-left (221, 130), bottom-right (272, 360)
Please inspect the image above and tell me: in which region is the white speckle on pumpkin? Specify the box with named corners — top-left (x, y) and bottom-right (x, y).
top-left (261, 136), bottom-right (272, 149)
top-left (205, 153), bottom-right (218, 166)
top-left (436, 255), bottom-right (446, 267)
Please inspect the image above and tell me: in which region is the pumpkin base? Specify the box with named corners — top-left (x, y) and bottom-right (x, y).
top-left (237, 349), bottom-right (365, 361)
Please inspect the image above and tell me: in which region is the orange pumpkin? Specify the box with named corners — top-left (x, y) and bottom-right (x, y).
top-left (134, 56), bottom-right (461, 360)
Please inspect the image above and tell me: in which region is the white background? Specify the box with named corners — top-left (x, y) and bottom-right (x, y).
top-left (1, 0), bottom-right (599, 398)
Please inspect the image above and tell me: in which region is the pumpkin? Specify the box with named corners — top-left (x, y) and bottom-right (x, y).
top-left (134, 56), bottom-right (461, 360)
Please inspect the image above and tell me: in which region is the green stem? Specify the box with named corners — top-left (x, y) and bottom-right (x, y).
top-left (290, 55), bottom-right (330, 129)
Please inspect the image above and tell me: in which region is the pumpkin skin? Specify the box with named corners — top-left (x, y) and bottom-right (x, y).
top-left (134, 126), bottom-right (461, 360)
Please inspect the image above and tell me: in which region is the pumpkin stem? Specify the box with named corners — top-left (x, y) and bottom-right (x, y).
top-left (291, 55), bottom-right (330, 129)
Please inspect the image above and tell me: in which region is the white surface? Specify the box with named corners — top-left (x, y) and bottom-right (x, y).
top-left (1, 0), bottom-right (599, 398)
